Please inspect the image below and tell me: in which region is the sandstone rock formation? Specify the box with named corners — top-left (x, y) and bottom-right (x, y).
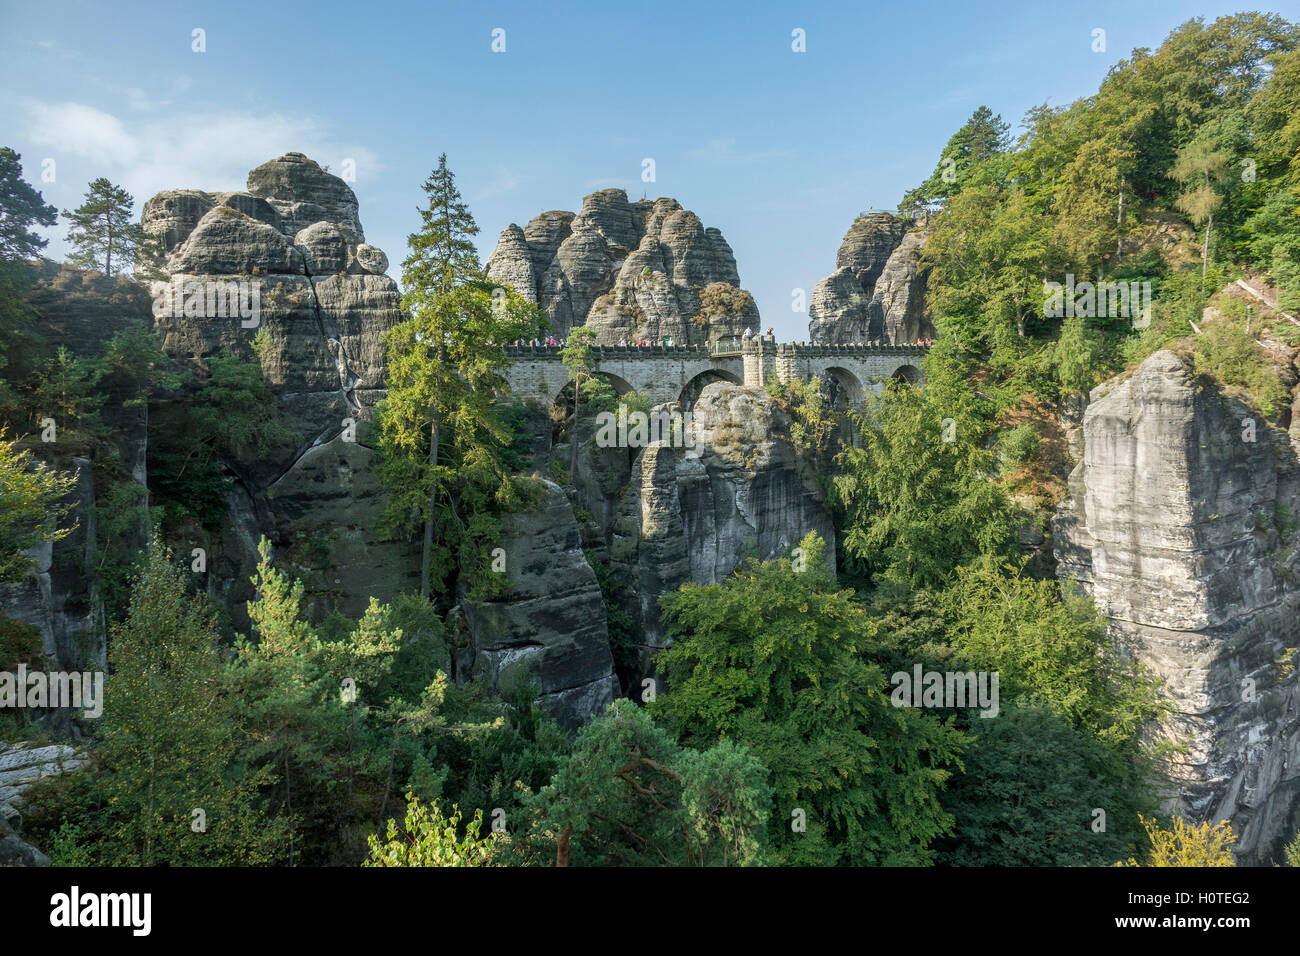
top-left (605, 383), bottom-right (836, 671)
top-left (0, 742), bottom-right (89, 866)
top-left (808, 212), bottom-right (936, 345)
top-left (1053, 350), bottom-right (1300, 864)
top-left (0, 459), bottom-right (104, 689)
top-left (486, 190), bottom-right (758, 346)
top-left (142, 153), bottom-right (417, 627)
top-left (458, 481), bottom-right (619, 728)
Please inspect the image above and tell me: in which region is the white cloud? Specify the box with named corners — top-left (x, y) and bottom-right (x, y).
top-left (20, 98), bottom-right (381, 209)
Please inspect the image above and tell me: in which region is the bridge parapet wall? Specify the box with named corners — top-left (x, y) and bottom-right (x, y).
top-left (501, 342), bottom-right (929, 407)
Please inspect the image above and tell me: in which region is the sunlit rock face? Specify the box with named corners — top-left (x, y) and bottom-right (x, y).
top-left (808, 212), bottom-right (935, 345)
top-left (486, 190), bottom-right (758, 346)
top-left (142, 153), bottom-right (416, 629)
top-left (1054, 350), bottom-right (1300, 864)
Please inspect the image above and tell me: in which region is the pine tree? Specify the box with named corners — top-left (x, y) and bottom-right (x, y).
top-left (63, 177), bottom-right (148, 276)
top-left (94, 533), bottom-right (284, 865)
top-left (401, 154), bottom-right (482, 298)
top-left (901, 106), bottom-right (1010, 213)
top-left (0, 148), bottom-right (57, 261)
top-left (379, 155), bottom-right (548, 598)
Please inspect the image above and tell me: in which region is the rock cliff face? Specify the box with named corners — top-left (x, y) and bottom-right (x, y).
top-left (605, 383), bottom-right (836, 670)
top-left (485, 190), bottom-right (758, 346)
top-left (808, 213), bottom-right (936, 345)
top-left (0, 459), bottom-right (103, 687)
top-left (143, 153), bottom-right (418, 626)
top-left (1053, 350), bottom-right (1300, 864)
top-left (0, 743), bottom-right (88, 866)
top-left (458, 481), bottom-right (619, 728)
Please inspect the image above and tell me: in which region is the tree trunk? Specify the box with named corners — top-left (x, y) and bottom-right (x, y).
top-left (421, 413), bottom-right (439, 599)
top-left (556, 824), bottom-right (571, 867)
top-left (569, 372), bottom-right (580, 483)
top-left (1202, 212), bottom-right (1212, 280)
top-left (1115, 178), bottom-right (1124, 260)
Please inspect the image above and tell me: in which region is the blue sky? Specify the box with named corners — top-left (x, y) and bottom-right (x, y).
top-left (3, 0), bottom-right (1298, 339)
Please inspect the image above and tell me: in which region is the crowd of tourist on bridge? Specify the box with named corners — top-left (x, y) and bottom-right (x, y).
top-left (516, 326), bottom-right (934, 349)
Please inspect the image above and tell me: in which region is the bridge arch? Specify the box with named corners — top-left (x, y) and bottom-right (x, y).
top-left (679, 368), bottom-right (742, 411)
top-left (891, 364), bottom-right (921, 385)
top-left (821, 366), bottom-right (866, 408)
top-left (549, 371), bottom-right (635, 442)
top-left (549, 370), bottom-right (634, 409)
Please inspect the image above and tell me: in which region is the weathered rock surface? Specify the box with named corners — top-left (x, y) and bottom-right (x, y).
top-left (606, 383), bottom-right (836, 670)
top-left (142, 154), bottom-right (411, 630)
top-left (0, 458), bottom-right (104, 684)
top-left (809, 213), bottom-right (935, 344)
top-left (173, 205), bottom-right (304, 275)
top-left (874, 229), bottom-right (936, 344)
top-left (680, 383), bottom-right (837, 584)
top-left (487, 191), bottom-right (758, 345)
top-left (246, 151), bottom-right (364, 239)
top-left (0, 742), bottom-right (89, 866)
top-left (458, 481), bottom-right (619, 728)
top-left (1053, 350), bottom-right (1300, 864)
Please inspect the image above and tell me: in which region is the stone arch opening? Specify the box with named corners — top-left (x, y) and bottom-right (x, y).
top-left (678, 368), bottom-right (742, 412)
top-left (550, 371), bottom-right (634, 444)
top-left (892, 364), bottom-right (921, 386)
top-left (822, 366), bottom-right (865, 408)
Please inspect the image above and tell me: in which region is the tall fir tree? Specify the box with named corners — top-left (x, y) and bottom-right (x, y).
top-left (378, 155), bottom-right (548, 598)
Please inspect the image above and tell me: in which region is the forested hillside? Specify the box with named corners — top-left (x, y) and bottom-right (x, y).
top-left (2, 12), bottom-right (1300, 869)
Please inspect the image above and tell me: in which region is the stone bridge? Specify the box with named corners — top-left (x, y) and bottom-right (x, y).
top-left (503, 337), bottom-right (929, 410)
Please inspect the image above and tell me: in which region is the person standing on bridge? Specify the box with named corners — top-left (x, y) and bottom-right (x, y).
top-left (743, 327), bottom-right (753, 341)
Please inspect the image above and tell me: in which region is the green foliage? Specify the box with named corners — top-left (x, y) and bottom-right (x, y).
top-left (526, 699), bottom-right (771, 866)
top-left (653, 534), bottom-right (964, 865)
top-left (0, 614), bottom-right (43, 672)
top-left (767, 376), bottom-right (841, 473)
top-left (378, 154), bottom-right (549, 600)
top-left (0, 147), bottom-right (58, 261)
top-left (1192, 318), bottom-right (1287, 415)
top-left (32, 346), bottom-right (105, 433)
top-left (834, 380), bottom-right (1024, 590)
top-left (559, 325), bottom-right (616, 480)
top-left (0, 431), bottom-right (77, 582)
top-left (363, 796), bottom-right (505, 866)
top-left (901, 105), bottom-right (1011, 213)
top-left (997, 423), bottom-right (1041, 468)
top-left (936, 702), bottom-right (1146, 866)
top-left (911, 13), bottom-right (1300, 428)
top-left (1120, 815), bottom-right (1237, 867)
top-left (1055, 315), bottom-right (1104, 394)
top-left (939, 556), bottom-right (1167, 748)
top-left (62, 177), bottom-right (152, 278)
top-left (148, 356), bottom-right (295, 529)
top-left (67, 533), bottom-right (285, 865)
top-left (585, 550), bottom-right (640, 678)
top-left (1285, 828), bottom-right (1300, 866)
